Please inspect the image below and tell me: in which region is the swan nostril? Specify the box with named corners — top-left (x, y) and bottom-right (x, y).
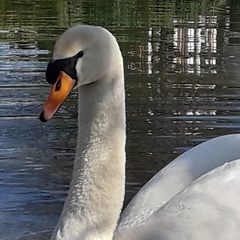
top-left (55, 79), bottom-right (61, 92)
top-left (39, 111), bottom-right (48, 122)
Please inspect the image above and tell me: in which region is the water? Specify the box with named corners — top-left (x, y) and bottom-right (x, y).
top-left (0, 0), bottom-right (240, 239)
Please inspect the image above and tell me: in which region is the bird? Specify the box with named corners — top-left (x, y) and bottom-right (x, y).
top-left (39, 24), bottom-right (240, 240)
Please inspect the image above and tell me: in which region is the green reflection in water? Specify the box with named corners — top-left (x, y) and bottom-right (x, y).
top-left (0, 0), bottom-right (228, 50)
top-left (0, 0), bottom-right (227, 30)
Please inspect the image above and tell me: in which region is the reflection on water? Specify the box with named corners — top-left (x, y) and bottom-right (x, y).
top-left (0, 0), bottom-right (240, 239)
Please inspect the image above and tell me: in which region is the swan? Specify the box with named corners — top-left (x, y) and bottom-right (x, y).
top-left (39, 24), bottom-right (240, 240)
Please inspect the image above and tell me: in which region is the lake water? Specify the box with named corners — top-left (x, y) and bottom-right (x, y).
top-left (0, 0), bottom-right (240, 239)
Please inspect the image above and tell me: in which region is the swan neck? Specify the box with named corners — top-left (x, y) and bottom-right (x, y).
top-left (52, 73), bottom-right (126, 240)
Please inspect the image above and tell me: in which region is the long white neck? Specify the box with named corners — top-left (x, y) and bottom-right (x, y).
top-left (51, 70), bottom-right (126, 240)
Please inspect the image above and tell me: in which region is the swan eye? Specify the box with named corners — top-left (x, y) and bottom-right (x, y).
top-left (55, 79), bottom-right (61, 91)
top-left (78, 51), bottom-right (84, 58)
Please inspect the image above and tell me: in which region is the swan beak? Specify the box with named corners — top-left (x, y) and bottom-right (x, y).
top-left (39, 71), bottom-right (75, 122)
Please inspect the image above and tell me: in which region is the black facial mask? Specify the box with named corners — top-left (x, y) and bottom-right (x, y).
top-left (45, 51), bottom-right (84, 85)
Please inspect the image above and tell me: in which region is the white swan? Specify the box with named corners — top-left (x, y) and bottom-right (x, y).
top-left (39, 25), bottom-right (240, 240)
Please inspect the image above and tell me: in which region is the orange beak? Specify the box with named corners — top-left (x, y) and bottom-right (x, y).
top-left (39, 71), bottom-right (75, 122)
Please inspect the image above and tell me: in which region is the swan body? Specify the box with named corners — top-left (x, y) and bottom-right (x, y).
top-left (115, 159), bottom-right (240, 240)
top-left (115, 135), bottom-right (240, 240)
top-left (39, 25), bottom-right (240, 240)
top-left (117, 134), bottom-right (240, 235)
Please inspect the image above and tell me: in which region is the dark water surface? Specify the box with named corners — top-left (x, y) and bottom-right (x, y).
top-left (0, 0), bottom-right (240, 239)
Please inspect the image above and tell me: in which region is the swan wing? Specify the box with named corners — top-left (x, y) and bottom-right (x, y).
top-left (117, 134), bottom-right (240, 235)
top-left (115, 158), bottom-right (240, 240)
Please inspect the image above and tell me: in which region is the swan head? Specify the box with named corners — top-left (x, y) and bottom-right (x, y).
top-left (39, 25), bottom-right (122, 122)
